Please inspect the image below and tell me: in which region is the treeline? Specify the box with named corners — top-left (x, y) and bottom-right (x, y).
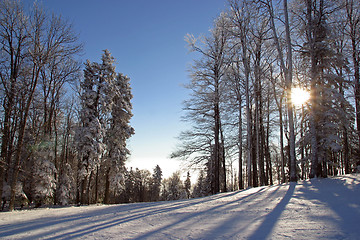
top-left (83, 165), bottom-right (192, 204)
top-left (120, 167), bottom-right (193, 203)
top-left (172, 0), bottom-right (360, 193)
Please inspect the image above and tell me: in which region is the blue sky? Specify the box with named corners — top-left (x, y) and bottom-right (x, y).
top-left (32, 0), bottom-right (228, 178)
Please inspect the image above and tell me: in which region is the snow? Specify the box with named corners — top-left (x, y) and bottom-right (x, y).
top-left (1, 174), bottom-right (359, 240)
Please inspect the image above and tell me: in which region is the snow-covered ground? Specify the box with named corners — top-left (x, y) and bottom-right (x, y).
top-left (1, 174), bottom-right (359, 240)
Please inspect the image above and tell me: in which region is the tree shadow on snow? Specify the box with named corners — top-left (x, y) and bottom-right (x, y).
top-left (247, 182), bottom-right (296, 240)
top-left (132, 187), bottom-right (268, 240)
top-left (295, 176), bottom-right (360, 238)
top-left (0, 190), bottom-right (245, 239)
top-left (2, 175), bottom-right (358, 239)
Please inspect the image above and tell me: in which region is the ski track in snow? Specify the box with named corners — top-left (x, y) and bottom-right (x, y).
top-left (0, 174), bottom-right (359, 240)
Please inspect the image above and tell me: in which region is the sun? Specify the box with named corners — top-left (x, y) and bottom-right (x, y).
top-left (291, 87), bottom-right (310, 106)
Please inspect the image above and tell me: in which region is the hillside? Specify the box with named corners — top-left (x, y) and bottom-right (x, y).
top-left (1, 174), bottom-right (359, 240)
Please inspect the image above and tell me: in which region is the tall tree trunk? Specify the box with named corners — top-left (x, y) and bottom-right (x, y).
top-left (95, 166), bottom-right (99, 203)
top-left (251, 109), bottom-right (259, 187)
top-left (258, 74), bottom-right (266, 185)
top-left (0, 101), bottom-right (12, 208)
top-left (269, 66), bottom-right (286, 183)
top-left (265, 89), bottom-right (273, 185)
top-left (9, 117), bottom-right (29, 211)
top-left (344, 0), bottom-right (360, 159)
top-left (53, 111), bottom-right (59, 205)
top-left (220, 125), bottom-right (227, 192)
top-left (300, 105), bottom-right (306, 179)
top-left (214, 82), bottom-right (221, 194)
top-left (307, 0), bottom-right (320, 178)
top-left (253, 32), bottom-right (266, 186)
top-left (287, 102), bottom-right (296, 181)
top-left (351, 24), bottom-right (360, 156)
top-left (283, 0), bottom-right (297, 182)
top-left (246, 72), bottom-right (252, 188)
top-left (0, 28), bottom-right (22, 209)
top-left (266, 0), bottom-right (296, 182)
top-left (80, 175), bottom-right (88, 205)
top-left (231, 0), bottom-right (253, 188)
top-left (271, 88), bottom-right (286, 184)
top-left (9, 67), bottom-right (41, 211)
top-left (343, 127), bottom-right (350, 174)
top-left (104, 167), bottom-right (111, 204)
top-left (238, 29), bottom-right (252, 188)
top-left (255, 92), bottom-right (261, 186)
top-left (338, 74), bottom-right (351, 174)
top-left (87, 171), bottom-right (94, 205)
top-left (238, 93), bottom-right (243, 189)
top-left (279, 101), bottom-right (286, 183)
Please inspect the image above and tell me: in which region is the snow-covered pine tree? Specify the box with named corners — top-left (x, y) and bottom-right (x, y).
top-left (163, 172), bottom-right (186, 201)
top-left (98, 49), bottom-right (117, 114)
top-left (150, 165), bottom-right (162, 202)
top-left (104, 71), bottom-right (134, 204)
top-left (124, 168), bottom-right (135, 203)
top-left (76, 59), bottom-right (104, 205)
top-left (32, 141), bottom-right (57, 206)
top-left (57, 162), bottom-right (75, 205)
top-left (77, 49), bottom-right (132, 205)
top-left (133, 169), bottom-right (151, 202)
top-left (184, 172), bottom-right (191, 199)
top-left (192, 170), bottom-right (209, 198)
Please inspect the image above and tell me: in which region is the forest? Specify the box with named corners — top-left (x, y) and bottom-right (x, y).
top-left (172, 0), bottom-right (360, 194)
top-left (1, 0), bottom-right (360, 211)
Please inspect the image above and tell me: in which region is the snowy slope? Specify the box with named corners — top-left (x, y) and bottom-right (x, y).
top-left (0, 174), bottom-right (359, 240)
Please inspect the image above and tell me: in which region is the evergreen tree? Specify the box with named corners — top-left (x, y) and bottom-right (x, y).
top-left (192, 170), bottom-right (209, 198)
top-left (76, 50), bottom-right (133, 204)
top-left (57, 163), bottom-right (75, 205)
top-left (123, 168), bottom-right (135, 203)
top-left (150, 165), bottom-right (162, 202)
top-left (76, 59), bottom-right (104, 204)
top-left (162, 172), bottom-right (186, 201)
top-left (32, 142), bottom-right (57, 206)
top-left (184, 172), bottom-right (191, 199)
top-left (104, 70), bottom-right (134, 203)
